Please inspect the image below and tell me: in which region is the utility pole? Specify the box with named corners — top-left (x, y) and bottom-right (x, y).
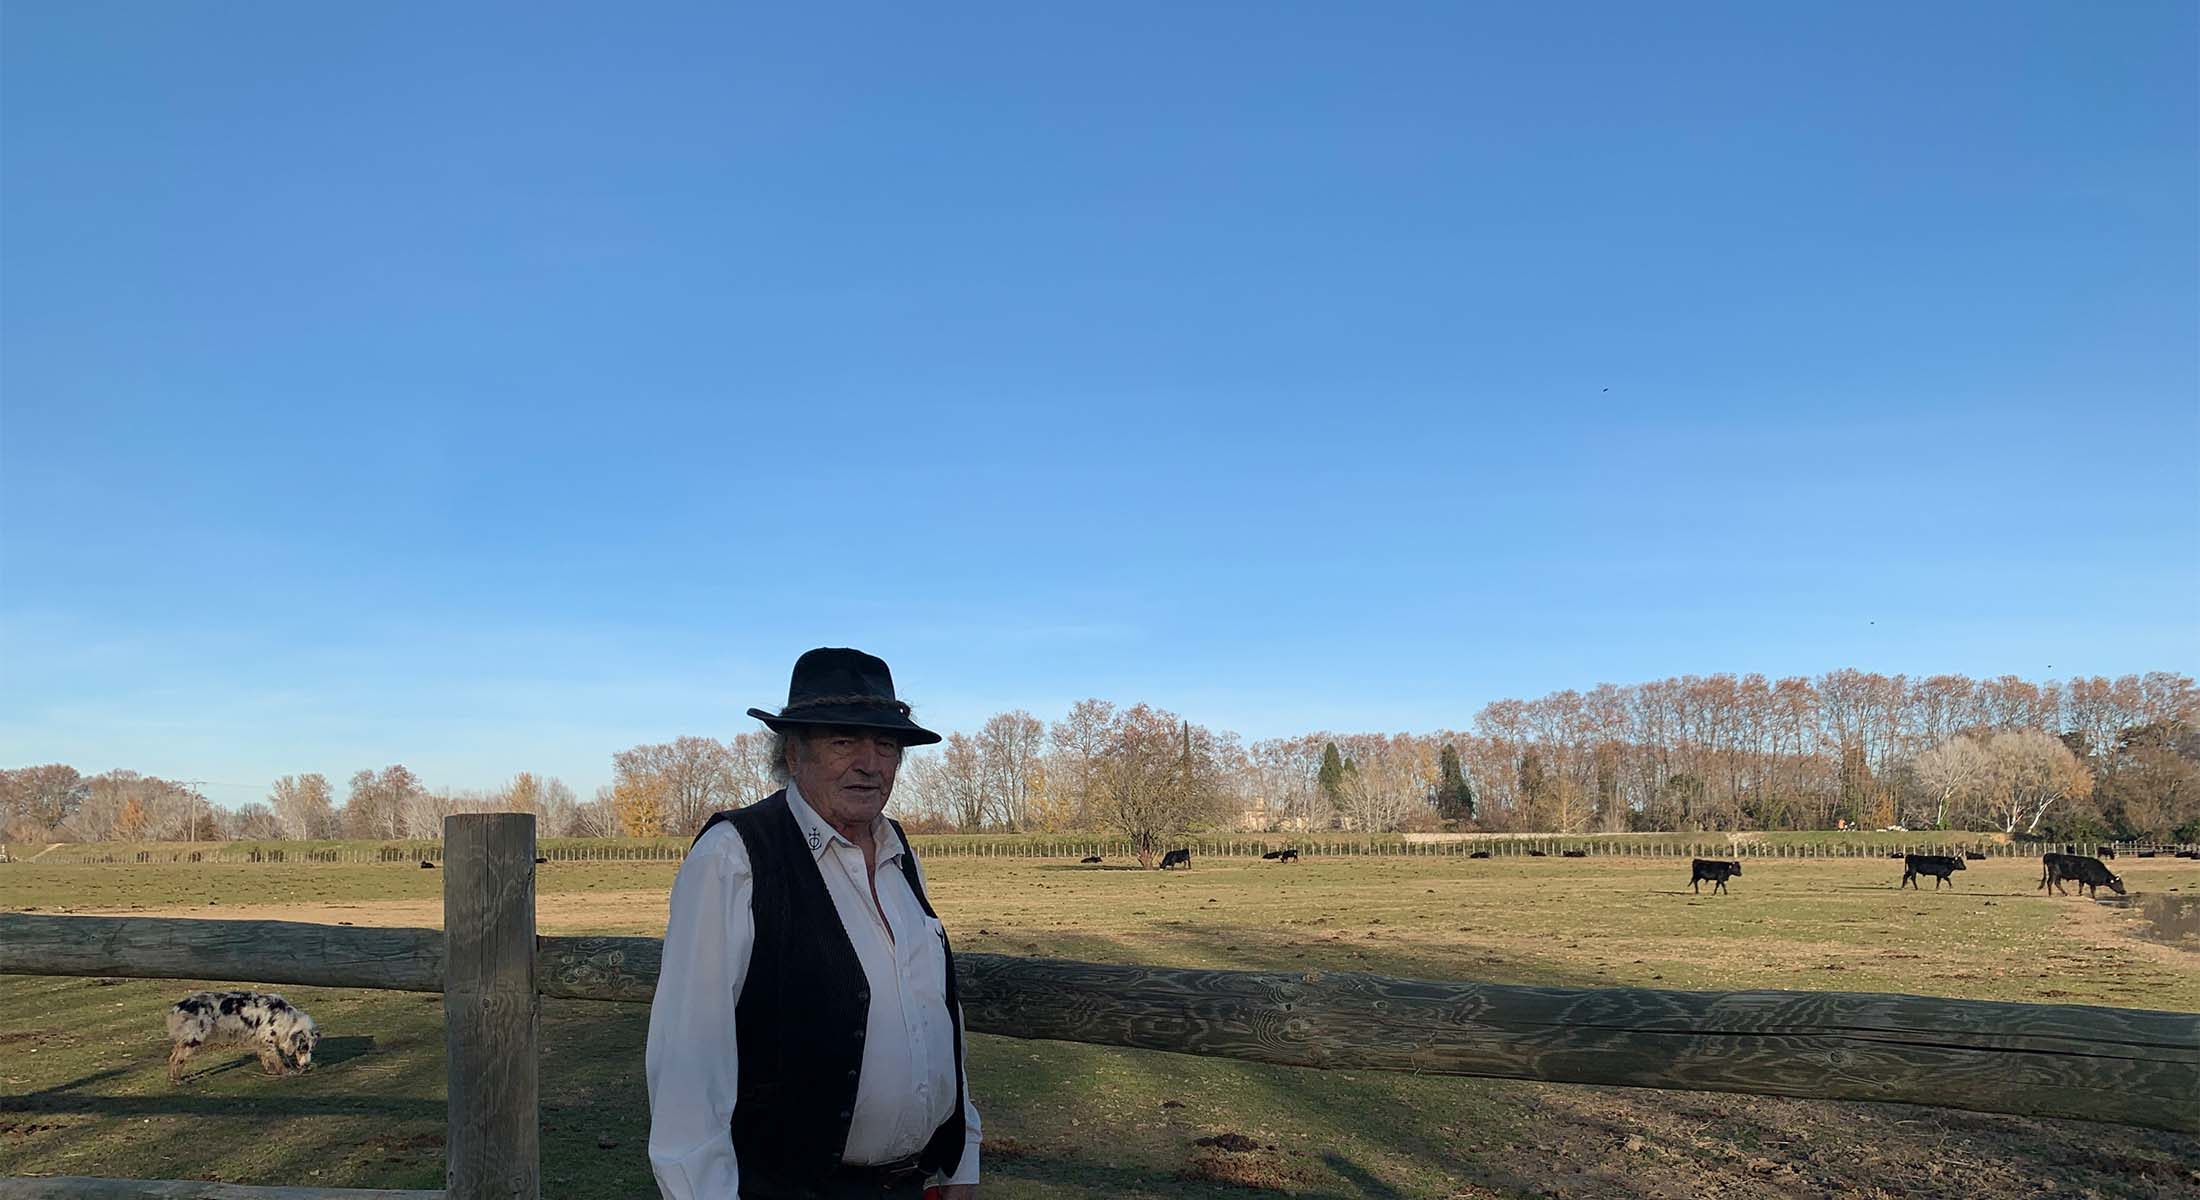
top-left (177, 781), bottom-right (210, 843)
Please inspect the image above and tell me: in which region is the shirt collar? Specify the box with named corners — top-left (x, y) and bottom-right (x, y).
top-left (785, 779), bottom-right (905, 864)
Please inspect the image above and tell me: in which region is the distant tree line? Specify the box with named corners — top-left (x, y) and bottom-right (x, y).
top-left (6, 671), bottom-right (2194, 848)
top-left (886, 671), bottom-right (2200, 843)
top-left (0, 764), bottom-right (589, 844)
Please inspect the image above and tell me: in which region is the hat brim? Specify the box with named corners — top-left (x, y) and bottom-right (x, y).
top-left (747, 707), bottom-right (943, 747)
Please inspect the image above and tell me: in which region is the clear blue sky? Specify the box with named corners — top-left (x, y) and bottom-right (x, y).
top-left (3, 2), bottom-right (2195, 807)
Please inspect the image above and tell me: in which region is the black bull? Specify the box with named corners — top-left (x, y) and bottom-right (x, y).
top-left (1901, 853), bottom-right (1966, 890)
top-left (1689, 858), bottom-right (1741, 894)
top-left (2040, 853), bottom-right (2124, 897)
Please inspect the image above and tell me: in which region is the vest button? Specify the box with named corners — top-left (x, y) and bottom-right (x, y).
top-left (854, 1028), bottom-right (865, 1039)
top-left (838, 1108), bottom-right (852, 1120)
top-left (847, 1068), bottom-right (859, 1080)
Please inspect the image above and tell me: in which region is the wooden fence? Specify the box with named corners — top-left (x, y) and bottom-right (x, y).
top-left (2, 814), bottom-right (2195, 1199)
top-left (21, 835), bottom-right (2189, 867)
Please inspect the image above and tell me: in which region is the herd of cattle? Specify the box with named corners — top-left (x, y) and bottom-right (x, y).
top-left (1685, 849), bottom-right (2140, 897)
top-left (1080, 843), bottom-right (2174, 901)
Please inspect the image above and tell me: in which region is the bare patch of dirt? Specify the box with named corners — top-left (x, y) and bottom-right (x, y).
top-left (362, 1132), bottom-right (443, 1152)
top-left (1181, 1147), bottom-right (1315, 1191)
top-left (0, 1120), bottom-right (76, 1138)
top-left (1461, 1086), bottom-right (2199, 1200)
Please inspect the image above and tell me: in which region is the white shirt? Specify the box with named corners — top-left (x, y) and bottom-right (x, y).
top-left (645, 782), bottom-right (982, 1198)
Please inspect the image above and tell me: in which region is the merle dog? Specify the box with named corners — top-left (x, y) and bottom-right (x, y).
top-left (166, 990), bottom-right (320, 1082)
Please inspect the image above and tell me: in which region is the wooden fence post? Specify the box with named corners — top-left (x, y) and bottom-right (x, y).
top-left (444, 813), bottom-right (540, 1200)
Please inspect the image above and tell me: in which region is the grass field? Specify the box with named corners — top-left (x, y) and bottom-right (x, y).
top-left (4, 852), bottom-right (2197, 1198)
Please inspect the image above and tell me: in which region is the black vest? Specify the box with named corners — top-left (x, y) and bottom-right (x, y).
top-left (692, 792), bottom-right (967, 1193)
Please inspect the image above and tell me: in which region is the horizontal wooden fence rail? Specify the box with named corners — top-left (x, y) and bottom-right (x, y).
top-left (6, 912), bottom-right (2194, 1134)
top-left (24, 838), bottom-right (2188, 867)
top-left (0, 1179), bottom-right (441, 1199)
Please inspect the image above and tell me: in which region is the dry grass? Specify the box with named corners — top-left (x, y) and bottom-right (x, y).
top-left (3, 849), bottom-right (2197, 1198)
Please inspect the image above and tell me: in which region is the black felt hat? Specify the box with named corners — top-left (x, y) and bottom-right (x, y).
top-left (746, 647), bottom-right (942, 746)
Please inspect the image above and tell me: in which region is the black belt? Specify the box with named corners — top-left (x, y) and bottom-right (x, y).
top-left (831, 1155), bottom-right (927, 1188)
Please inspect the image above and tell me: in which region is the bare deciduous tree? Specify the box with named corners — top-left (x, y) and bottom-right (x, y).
top-left (1985, 730), bottom-right (2093, 834)
top-left (268, 774), bottom-right (335, 840)
top-left (977, 710), bottom-right (1046, 831)
top-left (1911, 737), bottom-right (1992, 829)
top-left (571, 787), bottom-right (623, 838)
top-left (0, 764), bottom-right (88, 837)
top-left (1090, 705), bottom-right (1226, 868)
top-left (612, 737), bottom-right (740, 836)
top-left (939, 734), bottom-right (986, 831)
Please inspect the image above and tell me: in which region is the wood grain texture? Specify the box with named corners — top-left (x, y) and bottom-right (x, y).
top-left (0, 1180), bottom-right (440, 1199)
top-left (0, 914), bottom-right (443, 993)
top-left (441, 814), bottom-right (538, 1200)
top-left (953, 954), bottom-right (2200, 1133)
top-left (7, 921), bottom-right (2194, 1132)
top-left (532, 939), bottom-right (2198, 1131)
top-left (536, 935), bottom-right (653, 1001)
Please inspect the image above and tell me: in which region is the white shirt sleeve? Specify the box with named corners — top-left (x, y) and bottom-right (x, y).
top-left (932, 1006), bottom-right (983, 1189)
top-left (646, 826), bottom-right (754, 1200)
top-left (911, 847), bottom-right (982, 1190)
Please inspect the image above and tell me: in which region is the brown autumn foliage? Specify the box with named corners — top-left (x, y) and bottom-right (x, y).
top-left (12, 671), bottom-right (2194, 843)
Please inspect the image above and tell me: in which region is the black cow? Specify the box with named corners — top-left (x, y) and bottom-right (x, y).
top-left (1689, 859), bottom-right (1741, 894)
top-left (1159, 848), bottom-right (1191, 870)
top-left (1079, 855), bottom-right (1103, 864)
top-left (1963, 851), bottom-right (1987, 861)
top-left (2040, 853), bottom-right (2124, 897)
top-left (1560, 849), bottom-right (1586, 858)
top-left (1901, 854), bottom-right (1966, 890)
top-left (420, 860), bottom-right (437, 869)
top-left (2098, 846), bottom-right (2116, 860)
top-left (1275, 848), bottom-right (1299, 862)
top-left (1469, 850), bottom-right (1491, 859)
top-left (1528, 849), bottom-right (1548, 857)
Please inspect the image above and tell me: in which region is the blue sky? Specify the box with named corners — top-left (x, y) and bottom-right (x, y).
top-left (3, 2), bottom-right (2195, 807)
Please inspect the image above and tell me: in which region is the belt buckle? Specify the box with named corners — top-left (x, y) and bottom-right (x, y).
top-left (876, 1156), bottom-right (925, 1184)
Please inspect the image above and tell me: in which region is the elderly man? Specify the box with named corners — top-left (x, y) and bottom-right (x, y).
top-left (647, 648), bottom-right (980, 1199)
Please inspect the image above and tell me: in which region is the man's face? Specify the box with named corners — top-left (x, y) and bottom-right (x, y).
top-left (790, 726), bottom-right (902, 828)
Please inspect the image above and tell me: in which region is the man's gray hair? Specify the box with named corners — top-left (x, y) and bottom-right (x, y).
top-left (768, 730), bottom-right (797, 783)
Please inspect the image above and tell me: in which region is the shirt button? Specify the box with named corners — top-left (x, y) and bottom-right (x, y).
top-left (854, 1028), bottom-right (865, 1040)
top-left (838, 1109), bottom-right (852, 1121)
top-left (846, 1068), bottom-right (859, 1080)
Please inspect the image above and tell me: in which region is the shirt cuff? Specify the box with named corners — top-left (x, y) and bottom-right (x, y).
top-left (650, 1134), bottom-right (739, 1200)
top-left (930, 1125), bottom-right (982, 1188)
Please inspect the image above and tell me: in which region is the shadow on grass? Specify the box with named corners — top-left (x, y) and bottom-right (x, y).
top-left (985, 1145), bottom-right (1380, 1199)
top-left (1320, 1153), bottom-right (1407, 1199)
top-left (0, 1086), bottom-right (446, 1122)
top-left (10, 1066), bottom-right (135, 1097)
top-left (971, 912), bottom-right (1621, 991)
top-left (315, 1034), bottom-right (377, 1067)
top-left (171, 1052), bottom-right (266, 1083)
